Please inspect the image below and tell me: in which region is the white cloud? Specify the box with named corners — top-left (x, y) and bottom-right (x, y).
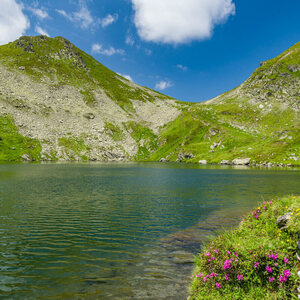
top-left (155, 80), bottom-right (173, 91)
top-left (56, 1), bottom-right (98, 29)
top-left (56, 9), bottom-right (69, 19)
top-left (101, 14), bottom-right (118, 28)
top-left (29, 7), bottom-right (48, 19)
top-left (118, 73), bottom-right (133, 82)
top-left (131, 0), bottom-right (235, 44)
top-left (92, 43), bottom-right (125, 56)
top-left (0, 0), bottom-right (30, 45)
top-left (177, 64), bottom-right (188, 71)
top-left (125, 35), bottom-right (134, 46)
top-left (35, 25), bottom-right (49, 37)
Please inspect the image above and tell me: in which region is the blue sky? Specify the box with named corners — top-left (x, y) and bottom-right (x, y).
top-left (1, 0), bottom-right (299, 102)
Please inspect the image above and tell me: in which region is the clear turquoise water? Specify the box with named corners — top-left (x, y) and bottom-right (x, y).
top-left (0, 163), bottom-right (299, 299)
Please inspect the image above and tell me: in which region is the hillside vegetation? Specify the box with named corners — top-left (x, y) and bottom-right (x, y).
top-left (149, 42), bottom-right (300, 166)
top-left (190, 195), bottom-right (300, 299)
top-left (0, 36), bottom-right (299, 165)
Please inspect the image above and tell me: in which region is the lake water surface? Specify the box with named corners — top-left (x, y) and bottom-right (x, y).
top-left (0, 163), bottom-right (299, 299)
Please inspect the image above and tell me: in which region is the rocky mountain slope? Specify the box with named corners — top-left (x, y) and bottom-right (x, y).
top-left (0, 36), bottom-right (299, 165)
top-left (0, 36), bottom-right (181, 161)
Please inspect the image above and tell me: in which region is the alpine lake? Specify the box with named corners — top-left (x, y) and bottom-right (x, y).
top-left (0, 162), bottom-right (299, 299)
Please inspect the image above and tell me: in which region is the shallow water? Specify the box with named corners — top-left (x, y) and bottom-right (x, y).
top-left (0, 163), bottom-right (299, 299)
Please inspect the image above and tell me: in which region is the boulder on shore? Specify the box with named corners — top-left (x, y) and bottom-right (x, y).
top-left (232, 158), bottom-right (251, 165)
top-left (198, 160), bottom-right (207, 165)
top-left (220, 160), bottom-right (230, 165)
top-left (178, 152), bottom-right (194, 162)
top-left (276, 213), bottom-right (291, 229)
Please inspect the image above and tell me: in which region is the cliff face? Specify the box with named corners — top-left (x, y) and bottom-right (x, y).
top-left (0, 36), bottom-right (299, 165)
top-left (0, 35), bottom-right (181, 161)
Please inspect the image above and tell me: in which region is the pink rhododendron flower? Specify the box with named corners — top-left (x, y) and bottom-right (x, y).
top-left (205, 252), bottom-right (210, 257)
top-left (196, 273), bottom-right (202, 278)
top-left (211, 257), bottom-right (215, 261)
top-left (214, 249), bottom-right (219, 253)
top-left (216, 282), bottom-right (221, 288)
top-left (203, 277), bottom-right (207, 282)
top-left (227, 251), bottom-right (231, 255)
top-left (284, 257), bottom-right (289, 264)
top-left (254, 214), bottom-right (259, 219)
top-left (283, 270), bottom-right (291, 277)
top-left (269, 277), bottom-right (275, 282)
top-left (254, 261), bottom-right (259, 268)
top-left (237, 274), bottom-right (244, 280)
top-left (272, 254), bottom-right (278, 261)
top-left (225, 274), bottom-right (230, 281)
top-left (279, 275), bottom-right (287, 282)
top-left (275, 263), bottom-right (278, 267)
top-left (210, 272), bottom-right (217, 278)
top-left (223, 260), bottom-right (231, 270)
top-left (266, 266), bottom-right (273, 273)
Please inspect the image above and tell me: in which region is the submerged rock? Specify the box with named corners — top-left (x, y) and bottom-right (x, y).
top-left (172, 251), bottom-right (194, 264)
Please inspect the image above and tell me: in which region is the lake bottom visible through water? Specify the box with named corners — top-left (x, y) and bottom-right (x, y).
top-left (0, 163), bottom-right (299, 299)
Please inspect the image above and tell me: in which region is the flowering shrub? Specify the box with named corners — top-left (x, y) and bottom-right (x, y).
top-left (190, 196), bottom-right (300, 299)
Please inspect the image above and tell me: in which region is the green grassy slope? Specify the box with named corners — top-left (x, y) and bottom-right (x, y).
top-left (0, 114), bottom-right (41, 161)
top-left (148, 42), bottom-right (300, 166)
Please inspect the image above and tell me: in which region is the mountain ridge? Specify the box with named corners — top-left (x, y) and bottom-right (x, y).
top-left (0, 36), bottom-right (299, 165)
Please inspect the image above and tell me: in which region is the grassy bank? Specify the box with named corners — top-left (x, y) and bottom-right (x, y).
top-left (190, 195), bottom-right (300, 299)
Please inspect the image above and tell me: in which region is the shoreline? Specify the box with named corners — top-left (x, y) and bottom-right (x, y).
top-left (0, 159), bottom-right (299, 169)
